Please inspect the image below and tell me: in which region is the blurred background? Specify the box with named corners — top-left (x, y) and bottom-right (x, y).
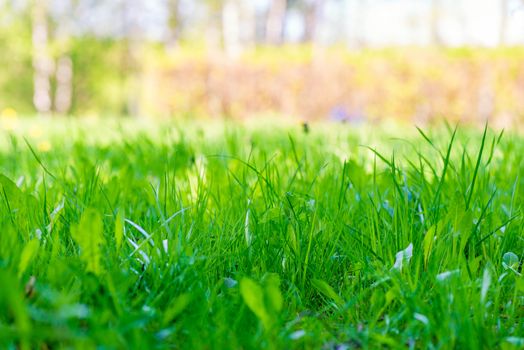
top-left (1, 0), bottom-right (524, 125)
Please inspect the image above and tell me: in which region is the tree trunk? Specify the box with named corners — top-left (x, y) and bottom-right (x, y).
top-left (54, 4), bottom-right (74, 115)
top-left (167, 0), bottom-right (181, 48)
top-left (266, 0), bottom-right (287, 45)
top-left (32, 0), bottom-right (53, 116)
top-left (222, 0), bottom-right (241, 58)
top-left (54, 55), bottom-right (73, 114)
top-left (121, 0), bottom-right (143, 117)
top-left (241, 1), bottom-right (256, 48)
top-left (303, 0), bottom-right (324, 43)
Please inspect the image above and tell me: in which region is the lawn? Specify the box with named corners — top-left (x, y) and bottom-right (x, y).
top-left (0, 119), bottom-right (522, 349)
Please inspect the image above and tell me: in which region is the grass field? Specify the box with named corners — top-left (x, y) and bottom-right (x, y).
top-left (0, 119), bottom-right (522, 349)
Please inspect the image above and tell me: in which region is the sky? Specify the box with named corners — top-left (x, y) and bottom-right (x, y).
top-left (340, 0), bottom-right (524, 47)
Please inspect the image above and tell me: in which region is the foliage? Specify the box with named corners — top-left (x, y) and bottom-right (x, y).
top-left (2, 40), bottom-right (524, 123)
top-left (147, 47), bottom-right (524, 124)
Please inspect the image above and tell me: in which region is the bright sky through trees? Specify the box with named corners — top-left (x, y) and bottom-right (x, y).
top-left (2, 0), bottom-right (524, 46)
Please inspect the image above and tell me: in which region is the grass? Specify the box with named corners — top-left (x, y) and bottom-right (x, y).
top-left (0, 118), bottom-right (522, 349)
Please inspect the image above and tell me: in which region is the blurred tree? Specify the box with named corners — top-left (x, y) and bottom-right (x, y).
top-left (222, 0), bottom-right (241, 57)
top-left (167, 0), bottom-right (181, 48)
top-left (201, 0), bottom-right (254, 56)
top-left (239, 0), bottom-right (256, 48)
top-left (31, 0), bottom-right (53, 115)
top-left (266, 0), bottom-right (288, 44)
top-left (302, 0), bottom-right (325, 43)
top-left (120, 0), bottom-right (144, 117)
top-left (53, 0), bottom-right (76, 115)
top-left (0, 1), bottom-right (33, 113)
top-left (204, 0), bottom-right (224, 51)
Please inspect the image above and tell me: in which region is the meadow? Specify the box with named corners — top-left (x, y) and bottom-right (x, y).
top-left (0, 118), bottom-right (522, 349)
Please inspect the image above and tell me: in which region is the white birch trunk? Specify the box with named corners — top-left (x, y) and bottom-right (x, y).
top-left (266, 0), bottom-right (287, 45)
top-left (32, 0), bottom-right (53, 115)
top-left (54, 55), bottom-right (73, 114)
top-left (222, 0), bottom-right (241, 58)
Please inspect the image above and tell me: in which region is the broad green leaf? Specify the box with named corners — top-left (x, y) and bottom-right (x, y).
top-left (0, 174), bottom-right (26, 209)
top-left (71, 209), bottom-right (105, 276)
top-left (162, 293), bottom-right (192, 324)
top-left (0, 174), bottom-right (39, 234)
top-left (311, 278), bottom-right (343, 306)
top-left (468, 256), bottom-right (482, 275)
top-left (240, 277), bottom-right (270, 328)
top-left (370, 333), bottom-right (397, 347)
top-left (385, 289), bottom-right (397, 304)
top-left (262, 273), bottom-right (283, 313)
top-left (18, 238), bottom-right (39, 277)
top-left (502, 252), bottom-right (519, 271)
